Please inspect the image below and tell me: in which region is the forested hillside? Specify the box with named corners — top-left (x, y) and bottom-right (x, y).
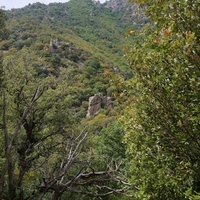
top-left (1, 0), bottom-right (142, 120)
top-left (0, 0), bottom-right (199, 199)
top-left (0, 0), bottom-right (141, 199)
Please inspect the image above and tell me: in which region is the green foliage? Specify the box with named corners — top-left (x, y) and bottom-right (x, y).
top-left (122, 0), bottom-right (200, 199)
top-left (97, 121), bottom-right (126, 162)
top-left (0, 0), bottom-right (139, 116)
top-left (4, 0), bottom-right (140, 75)
top-left (84, 58), bottom-right (101, 70)
top-left (0, 9), bottom-right (9, 40)
top-left (0, 49), bottom-right (75, 198)
top-left (0, 1), bottom-right (147, 199)
top-left (1, 48), bottom-right (127, 199)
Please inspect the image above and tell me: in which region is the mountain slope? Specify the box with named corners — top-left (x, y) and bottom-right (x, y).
top-left (5, 0), bottom-right (144, 67)
top-left (1, 0), bottom-right (144, 119)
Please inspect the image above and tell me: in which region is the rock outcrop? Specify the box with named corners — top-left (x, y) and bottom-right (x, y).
top-left (104, 0), bottom-right (129, 11)
top-left (86, 94), bottom-right (114, 118)
top-left (104, 0), bottom-right (146, 25)
top-left (92, 0), bottom-right (101, 8)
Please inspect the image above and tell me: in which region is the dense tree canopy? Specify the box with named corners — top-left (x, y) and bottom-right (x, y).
top-left (0, 2), bottom-right (130, 199)
top-left (0, 9), bottom-right (9, 40)
top-left (0, 48), bottom-right (130, 200)
top-left (121, 0), bottom-right (200, 199)
top-left (0, 8), bottom-right (8, 86)
top-left (2, 0), bottom-right (200, 199)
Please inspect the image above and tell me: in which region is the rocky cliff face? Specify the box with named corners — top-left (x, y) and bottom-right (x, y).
top-left (86, 94), bottom-right (114, 118)
top-left (92, 0), bottom-right (101, 8)
top-left (104, 0), bottom-right (129, 11)
top-left (103, 0), bottom-right (146, 25)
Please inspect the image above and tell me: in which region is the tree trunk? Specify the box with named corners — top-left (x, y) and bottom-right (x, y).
top-left (8, 184), bottom-right (16, 200)
top-left (8, 162), bottom-right (16, 200)
top-left (52, 191), bottom-right (61, 200)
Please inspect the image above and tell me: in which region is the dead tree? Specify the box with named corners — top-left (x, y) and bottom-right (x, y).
top-left (33, 129), bottom-right (131, 200)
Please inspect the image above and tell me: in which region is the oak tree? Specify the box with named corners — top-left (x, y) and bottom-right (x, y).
top-left (122, 0), bottom-right (200, 199)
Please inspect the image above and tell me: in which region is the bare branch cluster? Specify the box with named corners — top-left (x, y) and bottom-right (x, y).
top-left (35, 130), bottom-right (131, 200)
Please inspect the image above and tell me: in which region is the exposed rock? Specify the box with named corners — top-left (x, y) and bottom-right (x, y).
top-left (92, 0), bottom-right (101, 8)
top-left (104, 0), bottom-right (128, 11)
top-left (86, 94), bottom-right (114, 118)
top-left (49, 38), bottom-right (61, 52)
top-left (90, 11), bottom-right (94, 16)
top-left (104, 0), bottom-right (146, 25)
top-left (101, 96), bottom-right (114, 110)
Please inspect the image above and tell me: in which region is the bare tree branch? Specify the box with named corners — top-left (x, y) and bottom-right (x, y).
top-left (36, 129), bottom-right (131, 200)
